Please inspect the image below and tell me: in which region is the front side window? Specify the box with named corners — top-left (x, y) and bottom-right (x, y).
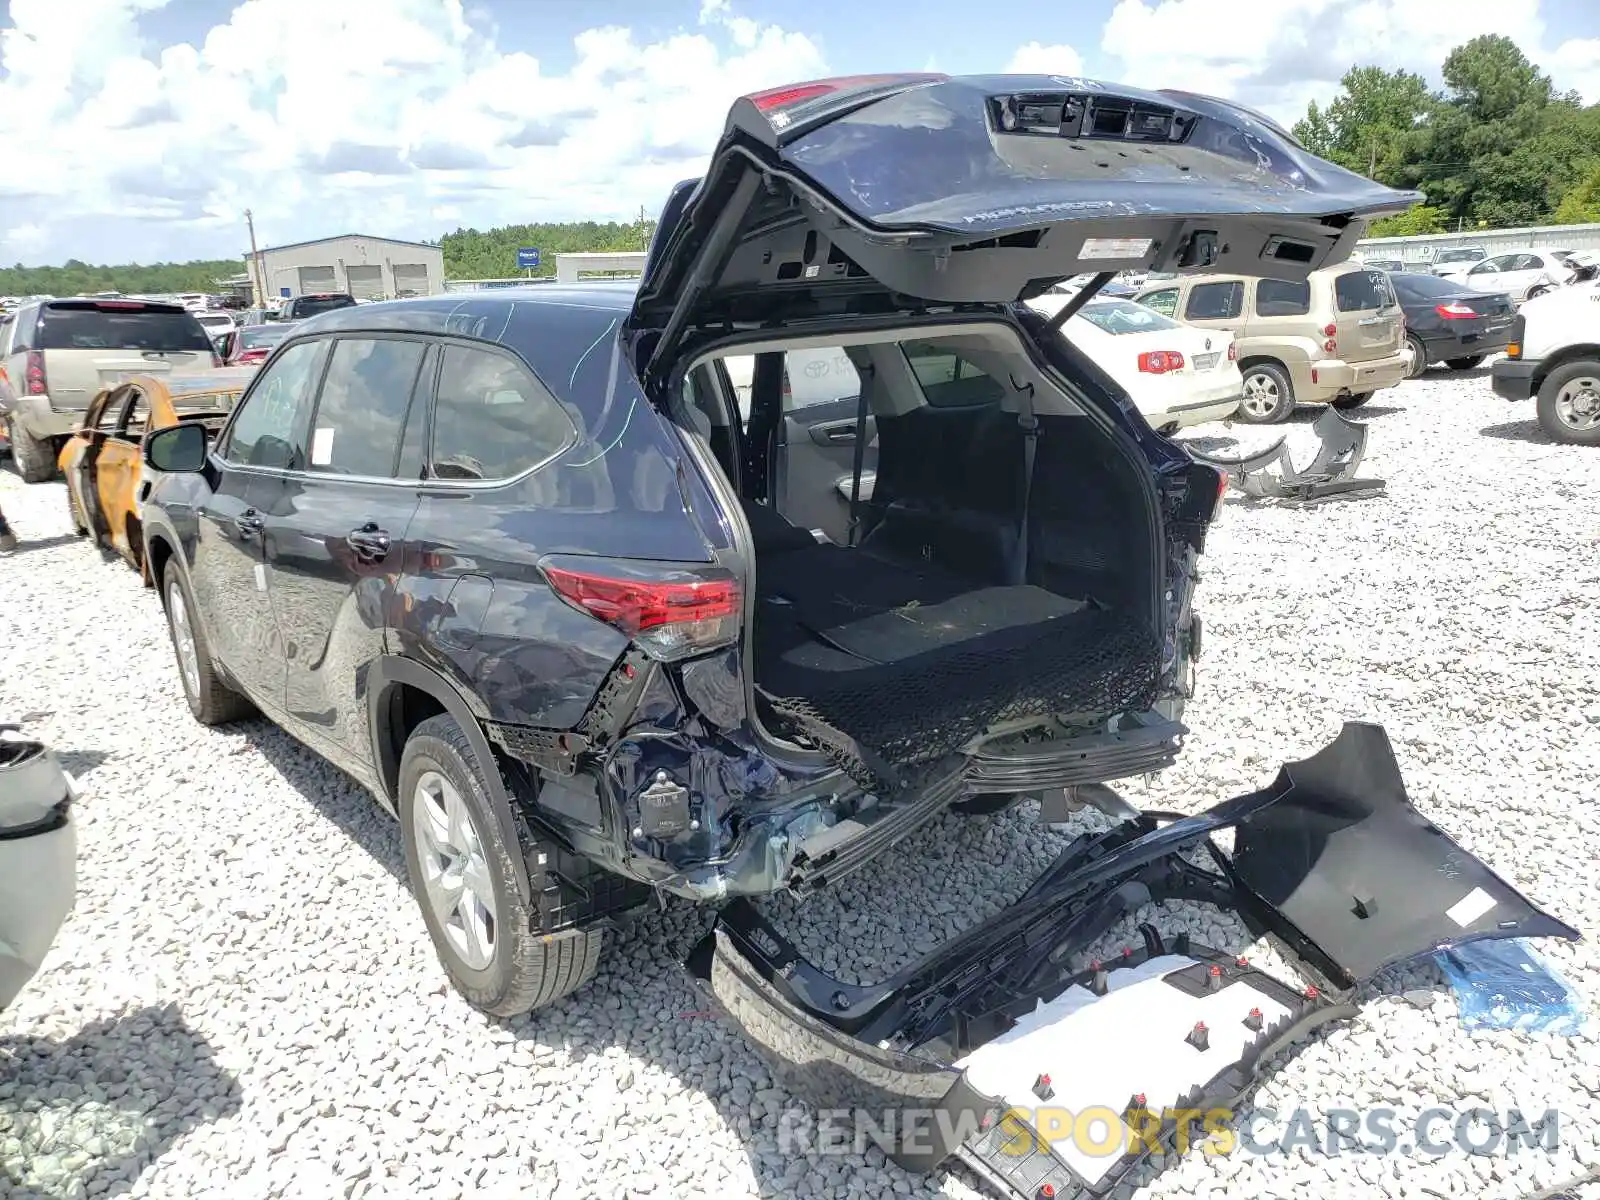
top-left (430, 344), bottom-right (575, 481)
top-left (222, 339), bottom-right (324, 470)
top-left (1184, 281), bottom-right (1244, 321)
top-left (308, 337), bottom-right (428, 477)
top-left (1139, 288), bottom-right (1179, 317)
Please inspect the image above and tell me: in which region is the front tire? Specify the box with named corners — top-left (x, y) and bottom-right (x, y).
top-left (161, 563), bottom-right (254, 725)
top-left (1535, 360), bottom-right (1600, 446)
top-left (1237, 362), bottom-right (1295, 424)
top-left (9, 424), bottom-right (55, 483)
top-left (399, 714), bottom-right (605, 1016)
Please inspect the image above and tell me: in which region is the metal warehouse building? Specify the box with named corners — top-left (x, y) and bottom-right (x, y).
top-left (246, 234), bottom-right (444, 302)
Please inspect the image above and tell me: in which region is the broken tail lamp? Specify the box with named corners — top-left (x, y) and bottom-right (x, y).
top-left (542, 558), bottom-right (742, 662)
top-left (742, 74), bottom-right (949, 132)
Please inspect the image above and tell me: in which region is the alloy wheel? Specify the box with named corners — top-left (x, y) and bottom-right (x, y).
top-left (411, 769), bottom-right (498, 971)
top-left (1554, 375), bottom-right (1600, 433)
top-left (1240, 373), bottom-right (1281, 419)
top-left (167, 583), bottom-right (202, 700)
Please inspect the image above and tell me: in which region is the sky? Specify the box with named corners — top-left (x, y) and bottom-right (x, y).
top-left (2, 0), bottom-right (1599, 267)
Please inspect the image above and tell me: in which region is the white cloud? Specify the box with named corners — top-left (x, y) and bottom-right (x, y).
top-left (1549, 37), bottom-right (1600, 104)
top-left (0, 0), bottom-right (826, 264)
top-left (1005, 42), bottom-right (1086, 78)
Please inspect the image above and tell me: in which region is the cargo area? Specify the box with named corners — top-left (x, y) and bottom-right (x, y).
top-left (680, 324), bottom-right (1165, 780)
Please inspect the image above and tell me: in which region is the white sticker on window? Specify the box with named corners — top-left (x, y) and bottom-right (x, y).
top-left (311, 426), bottom-right (335, 466)
top-left (1445, 886), bottom-right (1497, 928)
top-left (1078, 237), bottom-right (1153, 261)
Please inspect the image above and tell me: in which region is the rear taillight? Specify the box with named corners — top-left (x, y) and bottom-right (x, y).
top-left (1323, 339), bottom-right (1337, 353)
top-left (1322, 323), bottom-right (1337, 338)
top-left (24, 350), bottom-right (45, 395)
top-left (543, 560), bottom-right (742, 662)
top-left (1137, 350), bottom-right (1185, 374)
top-left (1435, 302), bottom-right (1476, 319)
top-left (1226, 342), bottom-right (1237, 361)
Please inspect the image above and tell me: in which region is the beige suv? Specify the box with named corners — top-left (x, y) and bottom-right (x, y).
top-left (1134, 262), bottom-right (1409, 423)
top-left (0, 298), bottom-right (217, 480)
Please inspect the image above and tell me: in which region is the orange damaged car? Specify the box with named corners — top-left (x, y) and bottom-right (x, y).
top-left (58, 368), bottom-right (259, 581)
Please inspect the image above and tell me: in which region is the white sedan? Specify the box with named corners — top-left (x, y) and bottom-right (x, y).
top-left (1028, 291), bottom-right (1242, 431)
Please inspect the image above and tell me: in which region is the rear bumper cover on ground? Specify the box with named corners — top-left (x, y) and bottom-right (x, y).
top-left (1491, 357), bottom-right (1541, 402)
top-left (1185, 407), bottom-right (1384, 503)
top-left (686, 722), bottom-right (1577, 1200)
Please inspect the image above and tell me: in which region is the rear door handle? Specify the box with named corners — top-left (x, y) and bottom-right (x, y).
top-left (235, 508), bottom-right (263, 536)
top-left (346, 523), bottom-right (392, 562)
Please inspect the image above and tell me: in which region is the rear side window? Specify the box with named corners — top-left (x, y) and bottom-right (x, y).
top-left (36, 305), bottom-right (213, 353)
top-left (1253, 279), bottom-right (1311, 317)
top-left (901, 343), bottom-right (1007, 408)
top-left (309, 337), bottom-right (429, 477)
top-left (1139, 289), bottom-right (1179, 317)
top-left (783, 347), bottom-right (861, 411)
top-left (430, 344), bottom-right (575, 481)
top-left (1334, 270), bottom-right (1390, 312)
top-left (1184, 282), bottom-right (1244, 321)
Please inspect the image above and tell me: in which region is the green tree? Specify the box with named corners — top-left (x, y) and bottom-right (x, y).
top-left (1367, 205), bottom-right (1449, 237)
top-left (1552, 163), bottom-right (1600, 224)
top-left (1292, 65), bottom-right (1434, 182)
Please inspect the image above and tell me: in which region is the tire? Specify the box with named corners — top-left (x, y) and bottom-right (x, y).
top-left (1331, 392), bottom-right (1373, 410)
top-left (399, 714), bottom-right (605, 1016)
top-left (1526, 285), bottom-right (1551, 302)
top-left (1405, 334), bottom-right (1429, 379)
top-left (1236, 362), bottom-right (1295, 424)
top-left (9, 423), bottom-right (55, 483)
top-left (1534, 360), bottom-right (1600, 446)
top-left (1445, 355), bottom-right (1484, 370)
top-left (161, 562), bottom-right (254, 725)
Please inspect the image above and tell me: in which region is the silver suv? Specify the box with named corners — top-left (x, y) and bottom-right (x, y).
top-left (0, 298), bottom-right (216, 481)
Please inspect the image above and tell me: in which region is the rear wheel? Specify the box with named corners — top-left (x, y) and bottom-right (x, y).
top-left (1405, 334), bottom-right (1429, 379)
top-left (1331, 392), bottom-right (1373, 410)
top-left (1445, 355), bottom-right (1484, 370)
top-left (1535, 360), bottom-right (1600, 446)
top-left (1526, 285), bottom-right (1552, 302)
top-left (399, 714), bottom-right (605, 1016)
top-left (1237, 362), bottom-right (1295, 424)
top-left (9, 424), bottom-right (55, 483)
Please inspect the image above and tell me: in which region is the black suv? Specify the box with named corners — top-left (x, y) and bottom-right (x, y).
top-left (141, 75), bottom-right (1437, 1019)
top-left (279, 293), bottom-right (358, 321)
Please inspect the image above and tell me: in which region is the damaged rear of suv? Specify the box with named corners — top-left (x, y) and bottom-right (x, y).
top-left (145, 75), bottom-right (1575, 1133)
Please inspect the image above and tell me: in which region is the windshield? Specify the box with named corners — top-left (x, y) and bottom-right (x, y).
top-left (292, 295), bottom-right (356, 318)
top-left (37, 305), bottom-right (214, 352)
top-left (239, 325), bottom-right (291, 349)
top-left (1076, 298), bottom-right (1182, 334)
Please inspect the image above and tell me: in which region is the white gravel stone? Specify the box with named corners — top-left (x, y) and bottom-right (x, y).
top-left (1, 365), bottom-right (1597, 1200)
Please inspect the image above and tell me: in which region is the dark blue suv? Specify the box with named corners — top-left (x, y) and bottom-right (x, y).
top-left (139, 74), bottom-right (1431, 1019)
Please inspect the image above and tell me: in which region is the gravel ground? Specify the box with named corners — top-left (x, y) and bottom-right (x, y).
top-left (2, 365), bottom-right (1599, 1200)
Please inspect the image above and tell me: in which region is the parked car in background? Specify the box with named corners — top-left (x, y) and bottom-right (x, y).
top-left (278, 292), bottom-right (357, 321)
top-left (195, 312), bottom-right (238, 339)
top-left (1028, 290), bottom-right (1240, 431)
top-left (1135, 262), bottom-right (1409, 423)
top-left (1492, 277), bottom-right (1600, 444)
top-left (228, 322), bottom-right (297, 366)
top-left (1388, 272), bottom-right (1516, 377)
top-left (1430, 246), bottom-right (1487, 280)
top-left (59, 368), bottom-right (257, 578)
top-left (1460, 250), bottom-right (1576, 303)
top-left (0, 298), bottom-right (219, 481)
top-left (136, 72), bottom-right (1420, 1021)
top-left (1360, 257), bottom-right (1405, 272)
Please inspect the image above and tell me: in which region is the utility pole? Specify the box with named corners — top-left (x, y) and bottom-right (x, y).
top-left (1368, 140), bottom-right (1377, 177)
top-left (244, 208), bottom-right (266, 307)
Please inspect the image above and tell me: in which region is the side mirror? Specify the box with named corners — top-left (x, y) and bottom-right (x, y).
top-left (144, 422), bottom-right (208, 474)
top-left (213, 332), bottom-right (236, 362)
